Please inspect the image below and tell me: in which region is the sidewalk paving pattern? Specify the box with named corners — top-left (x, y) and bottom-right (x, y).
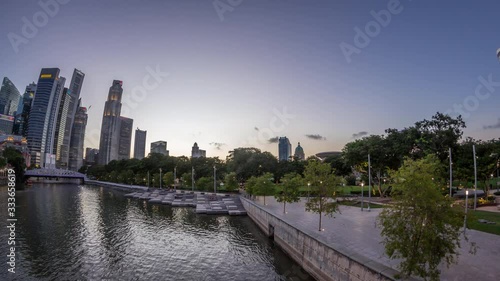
top-left (252, 197), bottom-right (499, 281)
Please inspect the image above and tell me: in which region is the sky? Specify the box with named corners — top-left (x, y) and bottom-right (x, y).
top-left (1, 0), bottom-right (499, 159)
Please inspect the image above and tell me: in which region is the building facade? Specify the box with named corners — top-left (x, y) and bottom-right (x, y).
top-left (117, 116), bottom-right (133, 160)
top-left (278, 137), bottom-right (292, 161)
top-left (98, 80), bottom-right (124, 165)
top-left (0, 114), bottom-right (14, 134)
top-left (85, 148), bottom-right (99, 166)
top-left (68, 103), bottom-right (88, 171)
top-left (26, 68), bottom-right (66, 167)
top-left (12, 83), bottom-right (36, 137)
top-left (133, 128), bottom-right (147, 159)
top-left (294, 142), bottom-right (305, 160)
top-left (151, 140), bottom-right (168, 156)
top-left (0, 77), bottom-right (21, 116)
top-left (191, 142), bottom-right (206, 158)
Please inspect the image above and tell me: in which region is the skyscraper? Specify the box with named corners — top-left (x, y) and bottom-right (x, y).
top-left (278, 137), bottom-right (292, 161)
top-left (54, 87), bottom-right (70, 168)
top-left (151, 140), bottom-right (168, 156)
top-left (68, 102), bottom-right (88, 171)
top-left (12, 83), bottom-right (36, 137)
top-left (26, 68), bottom-right (66, 167)
top-left (294, 142), bottom-right (305, 160)
top-left (85, 148), bottom-right (99, 166)
top-left (0, 77), bottom-right (21, 116)
top-left (98, 80), bottom-right (133, 164)
top-left (58, 69), bottom-right (85, 168)
top-left (134, 128), bottom-right (147, 159)
top-left (118, 116), bottom-right (133, 160)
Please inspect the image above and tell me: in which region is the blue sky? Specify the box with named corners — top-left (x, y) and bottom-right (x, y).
top-left (1, 0), bottom-right (499, 159)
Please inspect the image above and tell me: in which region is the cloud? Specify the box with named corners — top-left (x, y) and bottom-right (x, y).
top-left (483, 118), bottom-right (500, 130)
top-left (268, 137), bottom-right (279, 143)
top-left (209, 142), bottom-right (226, 150)
top-left (305, 134), bottom-right (326, 141)
top-left (254, 127), bottom-right (259, 131)
top-left (352, 131), bottom-right (368, 139)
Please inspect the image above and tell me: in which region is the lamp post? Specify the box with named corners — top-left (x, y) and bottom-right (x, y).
top-left (464, 189), bottom-right (469, 234)
top-left (213, 165), bottom-right (217, 194)
top-left (491, 153), bottom-right (499, 192)
top-left (449, 148), bottom-right (453, 197)
top-left (473, 145), bottom-right (477, 210)
top-left (147, 171), bottom-right (150, 188)
top-left (307, 182), bottom-right (311, 202)
top-left (159, 168), bottom-right (162, 189)
top-left (368, 154), bottom-right (372, 212)
top-left (361, 182), bottom-right (364, 211)
top-left (192, 167), bottom-right (195, 192)
top-left (174, 166), bottom-right (177, 192)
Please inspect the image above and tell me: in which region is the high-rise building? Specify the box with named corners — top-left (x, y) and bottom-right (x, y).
top-left (58, 69), bottom-right (85, 168)
top-left (294, 142), bottom-right (305, 160)
top-left (151, 140), bottom-right (168, 156)
top-left (68, 103), bottom-right (88, 171)
top-left (278, 137), bottom-right (292, 161)
top-left (26, 68), bottom-right (66, 167)
top-left (118, 116), bottom-right (133, 160)
top-left (0, 77), bottom-right (21, 116)
top-left (12, 83), bottom-right (36, 136)
top-left (54, 87), bottom-right (70, 168)
top-left (133, 128), bottom-right (147, 159)
top-left (85, 148), bottom-right (99, 166)
top-left (98, 80), bottom-right (133, 164)
top-left (0, 114), bottom-right (14, 134)
top-left (191, 142), bottom-right (206, 158)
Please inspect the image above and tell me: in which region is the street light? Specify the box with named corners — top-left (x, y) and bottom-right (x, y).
top-left (464, 189), bottom-right (469, 234)
top-left (159, 168), bottom-right (162, 189)
top-left (213, 165), bottom-right (217, 194)
top-left (174, 166), bottom-right (177, 192)
top-left (449, 147), bottom-right (453, 197)
top-left (473, 145), bottom-right (477, 210)
top-left (307, 182), bottom-right (311, 202)
top-left (368, 154), bottom-right (372, 212)
top-left (147, 171), bottom-right (150, 188)
top-left (361, 182), bottom-right (364, 211)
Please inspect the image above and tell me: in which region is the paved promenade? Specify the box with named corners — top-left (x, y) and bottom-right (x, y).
top-left (252, 196), bottom-right (499, 281)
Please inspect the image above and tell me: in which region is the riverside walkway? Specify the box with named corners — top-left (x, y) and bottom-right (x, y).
top-left (252, 197), bottom-right (499, 281)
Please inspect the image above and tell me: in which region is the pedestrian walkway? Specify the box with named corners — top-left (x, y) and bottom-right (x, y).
top-left (252, 196), bottom-right (499, 281)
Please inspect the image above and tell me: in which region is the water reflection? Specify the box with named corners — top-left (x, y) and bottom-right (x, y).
top-left (0, 184), bottom-right (314, 281)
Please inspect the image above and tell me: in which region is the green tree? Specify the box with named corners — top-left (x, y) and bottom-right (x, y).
top-left (304, 161), bottom-right (341, 231)
top-left (224, 172), bottom-right (238, 192)
top-left (181, 172), bottom-right (192, 188)
top-left (196, 176), bottom-right (212, 191)
top-left (275, 173), bottom-right (302, 213)
top-left (2, 147), bottom-right (26, 184)
top-left (245, 176), bottom-right (258, 197)
top-left (378, 155), bottom-right (467, 281)
top-left (163, 171), bottom-right (174, 187)
top-left (254, 173), bottom-right (276, 205)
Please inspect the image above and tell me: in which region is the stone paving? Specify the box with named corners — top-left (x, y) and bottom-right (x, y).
top-left (252, 196), bottom-right (500, 281)
top-left (124, 189), bottom-right (247, 215)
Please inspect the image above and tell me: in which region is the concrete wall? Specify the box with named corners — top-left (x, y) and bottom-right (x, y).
top-left (241, 198), bottom-right (407, 281)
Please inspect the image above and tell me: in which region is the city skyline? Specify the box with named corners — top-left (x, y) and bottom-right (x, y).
top-left (1, 1), bottom-right (500, 159)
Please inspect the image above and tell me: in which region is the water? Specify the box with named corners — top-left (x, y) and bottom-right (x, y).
top-left (0, 184), bottom-right (314, 281)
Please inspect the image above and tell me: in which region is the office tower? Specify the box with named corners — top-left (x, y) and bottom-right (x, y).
top-left (54, 87), bottom-right (70, 168)
top-left (0, 115), bottom-right (14, 134)
top-left (85, 148), bottom-right (99, 165)
top-left (278, 137), bottom-right (292, 161)
top-left (0, 77), bottom-right (21, 116)
top-left (98, 80), bottom-right (123, 165)
top-left (118, 116), bottom-right (133, 160)
top-left (58, 69), bottom-right (85, 168)
top-left (12, 83), bottom-right (36, 136)
top-left (68, 102), bottom-right (87, 171)
top-left (294, 142), bottom-right (305, 160)
top-left (26, 68), bottom-right (66, 167)
top-left (133, 128), bottom-right (147, 159)
top-left (191, 142), bottom-right (206, 158)
top-left (151, 140), bottom-right (168, 156)
top-left (98, 80), bottom-right (133, 164)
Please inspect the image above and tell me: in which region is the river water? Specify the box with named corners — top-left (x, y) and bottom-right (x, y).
top-left (0, 183), bottom-right (314, 281)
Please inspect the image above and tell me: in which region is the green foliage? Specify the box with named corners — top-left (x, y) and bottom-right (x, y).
top-left (224, 172), bottom-right (238, 192)
top-left (196, 176), bottom-right (212, 191)
top-left (1, 147), bottom-right (26, 184)
top-left (378, 155), bottom-right (466, 281)
top-left (245, 176), bottom-right (258, 196)
top-left (163, 171), bottom-right (174, 187)
top-left (253, 173), bottom-right (276, 196)
top-left (181, 172), bottom-right (192, 188)
top-left (275, 173), bottom-right (302, 213)
top-left (304, 161), bottom-right (342, 231)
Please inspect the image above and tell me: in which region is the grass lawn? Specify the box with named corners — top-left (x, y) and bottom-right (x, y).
top-left (467, 210), bottom-right (500, 235)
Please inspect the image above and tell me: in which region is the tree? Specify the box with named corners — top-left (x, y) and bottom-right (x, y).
top-left (181, 172), bottom-right (192, 188)
top-left (254, 173), bottom-right (276, 205)
top-left (245, 176), bottom-right (258, 198)
top-left (224, 172), bottom-right (238, 192)
top-left (275, 173), bottom-right (302, 213)
top-left (304, 161), bottom-right (341, 231)
top-left (196, 176), bottom-right (212, 191)
top-left (2, 147), bottom-right (26, 184)
top-left (163, 171), bottom-right (174, 187)
top-left (378, 155), bottom-right (466, 281)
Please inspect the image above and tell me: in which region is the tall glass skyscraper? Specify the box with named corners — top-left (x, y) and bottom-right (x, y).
top-left (98, 80), bottom-right (133, 164)
top-left (68, 101), bottom-right (88, 171)
top-left (0, 77), bottom-right (21, 116)
top-left (134, 128), bottom-right (147, 159)
top-left (12, 83), bottom-right (36, 136)
top-left (278, 136), bottom-right (292, 161)
top-left (27, 68), bottom-right (66, 167)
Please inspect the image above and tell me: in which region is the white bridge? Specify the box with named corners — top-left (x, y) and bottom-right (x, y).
top-left (25, 168), bottom-right (87, 183)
